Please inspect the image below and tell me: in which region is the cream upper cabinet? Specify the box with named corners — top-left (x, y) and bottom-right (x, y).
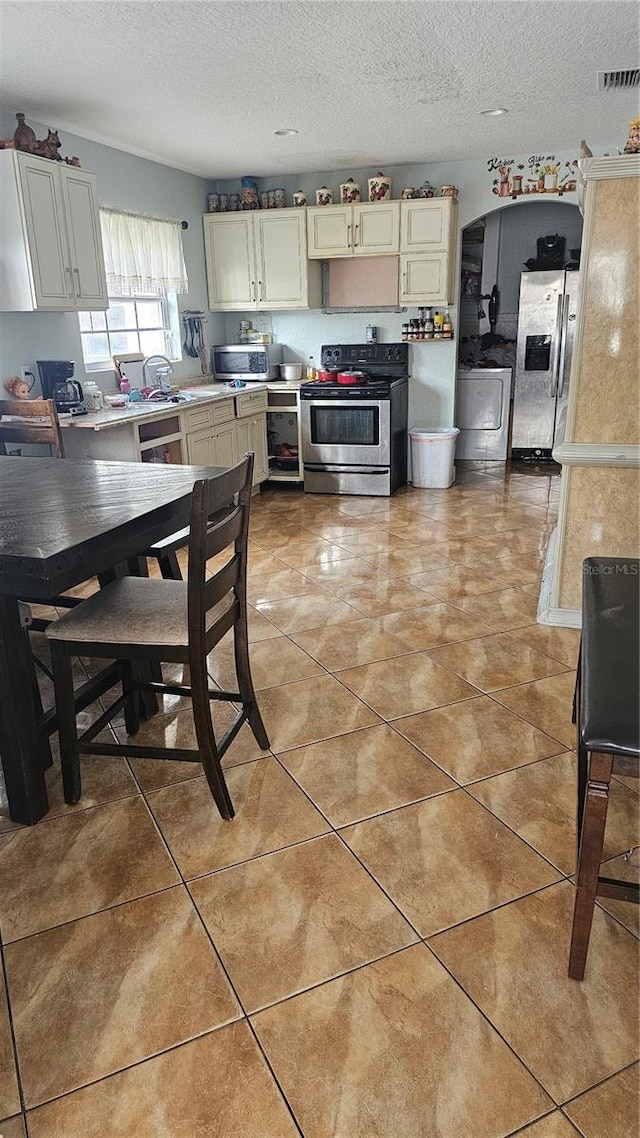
top-left (400, 198), bottom-right (456, 252)
top-left (307, 202), bottom-right (400, 258)
top-left (204, 209), bottom-right (320, 311)
top-left (399, 252), bottom-right (452, 305)
top-left (0, 151), bottom-right (108, 311)
top-left (203, 213), bottom-right (255, 309)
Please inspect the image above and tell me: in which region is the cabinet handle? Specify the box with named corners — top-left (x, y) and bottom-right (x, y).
top-left (250, 280), bottom-right (255, 302)
top-left (258, 280), bottom-right (262, 304)
top-left (65, 266), bottom-right (74, 298)
top-left (354, 224), bottom-right (359, 247)
top-left (73, 267), bottom-right (82, 296)
top-left (347, 223), bottom-right (351, 248)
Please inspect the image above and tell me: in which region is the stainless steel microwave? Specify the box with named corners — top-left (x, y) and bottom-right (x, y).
top-left (211, 343), bottom-right (282, 382)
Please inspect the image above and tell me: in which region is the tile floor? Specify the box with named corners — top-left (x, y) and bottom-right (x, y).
top-left (0, 462), bottom-right (638, 1137)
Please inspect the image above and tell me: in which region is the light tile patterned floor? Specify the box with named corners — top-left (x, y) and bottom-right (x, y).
top-left (0, 462), bottom-right (638, 1137)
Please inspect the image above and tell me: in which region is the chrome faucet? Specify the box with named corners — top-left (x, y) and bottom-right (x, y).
top-left (142, 355), bottom-right (174, 393)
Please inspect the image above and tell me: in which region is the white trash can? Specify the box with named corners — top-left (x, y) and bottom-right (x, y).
top-left (409, 428), bottom-right (460, 488)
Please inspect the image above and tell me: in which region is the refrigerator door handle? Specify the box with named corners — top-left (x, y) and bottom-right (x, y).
top-left (558, 292), bottom-right (571, 398)
top-left (550, 293), bottom-right (564, 397)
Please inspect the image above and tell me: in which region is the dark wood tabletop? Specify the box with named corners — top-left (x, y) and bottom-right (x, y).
top-left (0, 456), bottom-right (223, 600)
top-left (0, 456), bottom-right (224, 824)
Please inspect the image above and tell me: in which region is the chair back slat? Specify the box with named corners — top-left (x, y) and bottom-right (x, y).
top-left (205, 553), bottom-right (240, 611)
top-left (0, 399), bottom-right (64, 458)
top-left (187, 454), bottom-right (254, 656)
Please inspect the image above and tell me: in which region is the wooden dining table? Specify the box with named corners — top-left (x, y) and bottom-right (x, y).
top-left (0, 456), bottom-right (224, 825)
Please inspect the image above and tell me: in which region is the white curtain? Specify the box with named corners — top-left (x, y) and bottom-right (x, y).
top-left (99, 209), bottom-right (189, 297)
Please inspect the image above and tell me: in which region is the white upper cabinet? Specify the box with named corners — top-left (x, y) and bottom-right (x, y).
top-left (398, 198), bottom-right (457, 304)
top-left (399, 252), bottom-right (452, 305)
top-left (204, 209), bottom-right (321, 311)
top-left (400, 198), bottom-right (455, 252)
top-left (307, 202), bottom-right (400, 258)
top-left (0, 151), bottom-right (108, 311)
top-left (203, 213), bottom-right (255, 308)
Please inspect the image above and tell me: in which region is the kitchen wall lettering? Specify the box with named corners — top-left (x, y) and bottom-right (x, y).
top-left (488, 154), bottom-right (578, 198)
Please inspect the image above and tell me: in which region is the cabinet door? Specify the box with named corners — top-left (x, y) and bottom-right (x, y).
top-left (249, 414), bottom-right (268, 483)
top-left (352, 202), bottom-right (400, 256)
top-left (16, 153), bottom-right (71, 309)
top-left (254, 210), bottom-right (308, 308)
top-left (306, 206), bottom-right (352, 258)
top-left (400, 199), bottom-right (454, 252)
top-left (399, 253), bottom-right (451, 304)
top-left (211, 422), bottom-right (236, 468)
top-left (203, 214), bottom-right (256, 309)
top-left (186, 428), bottom-right (214, 466)
top-left (233, 416), bottom-right (252, 463)
top-left (60, 167), bottom-right (108, 310)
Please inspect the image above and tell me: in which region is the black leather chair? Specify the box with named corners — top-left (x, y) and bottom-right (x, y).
top-left (569, 557), bottom-right (639, 980)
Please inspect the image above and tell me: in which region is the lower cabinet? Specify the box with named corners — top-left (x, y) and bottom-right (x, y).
top-left (185, 408), bottom-right (268, 486)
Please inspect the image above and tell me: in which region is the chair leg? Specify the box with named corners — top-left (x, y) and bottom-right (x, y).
top-left (29, 649), bottom-right (54, 770)
top-left (50, 641), bottom-right (82, 805)
top-left (191, 674), bottom-right (235, 820)
top-left (158, 551), bottom-right (183, 581)
top-left (233, 616), bottom-right (270, 751)
top-left (568, 751), bottom-right (613, 981)
top-left (122, 660), bottom-right (140, 737)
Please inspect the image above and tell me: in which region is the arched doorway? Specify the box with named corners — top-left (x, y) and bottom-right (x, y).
top-left (455, 199), bottom-right (582, 463)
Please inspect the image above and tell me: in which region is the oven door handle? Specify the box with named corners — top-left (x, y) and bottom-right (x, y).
top-left (301, 398), bottom-right (387, 408)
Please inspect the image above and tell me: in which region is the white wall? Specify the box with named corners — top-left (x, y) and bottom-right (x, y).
top-left (0, 111), bottom-right (225, 393)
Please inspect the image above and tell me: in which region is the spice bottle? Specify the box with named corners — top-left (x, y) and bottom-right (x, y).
top-left (306, 356), bottom-right (317, 381)
top-left (402, 323), bottom-right (409, 342)
top-left (424, 308), bottom-right (434, 339)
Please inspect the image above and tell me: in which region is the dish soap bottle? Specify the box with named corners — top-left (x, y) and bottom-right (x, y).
top-left (306, 356), bottom-right (317, 381)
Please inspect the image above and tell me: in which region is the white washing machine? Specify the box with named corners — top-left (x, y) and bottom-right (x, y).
top-left (455, 368), bottom-right (512, 460)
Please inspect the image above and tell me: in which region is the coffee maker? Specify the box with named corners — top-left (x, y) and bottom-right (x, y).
top-left (37, 360), bottom-right (86, 415)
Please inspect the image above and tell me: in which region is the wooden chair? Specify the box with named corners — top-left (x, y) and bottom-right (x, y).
top-left (45, 453), bottom-right (268, 819)
top-left (568, 556), bottom-right (639, 980)
top-left (0, 398), bottom-right (64, 458)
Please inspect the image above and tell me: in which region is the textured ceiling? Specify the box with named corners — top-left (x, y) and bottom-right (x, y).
top-left (0, 1), bottom-right (637, 178)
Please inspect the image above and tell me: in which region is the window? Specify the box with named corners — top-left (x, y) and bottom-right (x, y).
top-left (78, 207), bottom-right (188, 371)
top-left (79, 295), bottom-right (180, 371)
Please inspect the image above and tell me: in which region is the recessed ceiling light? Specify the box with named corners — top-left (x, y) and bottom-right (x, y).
top-left (479, 107), bottom-right (508, 116)
top-left (274, 128), bottom-right (298, 137)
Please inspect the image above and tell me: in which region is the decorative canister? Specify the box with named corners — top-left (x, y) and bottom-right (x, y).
top-left (440, 184), bottom-right (458, 199)
top-left (268, 190), bottom-right (276, 209)
top-left (260, 191), bottom-right (270, 209)
top-left (401, 186), bottom-right (416, 199)
top-left (368, 172), bottom-right (391, 202)
top-left (240, 187), bottom-right (259, 209)
top-left (207, 192), bottom-right (219, 212)
top-left (340, 178), bottom-right (360, 204)
top-left (315, 185), bottom-right (333, 206)
top-left (218, 193), bottom-right (228, 212)
top-left (417, 182), bottom-right (434, 198)
top-left (274, 188), bottom-right (286, 208)
top-left (293, 190), bottom-right (307, 207)
top-left (229, 193), bottom-right (240, 211)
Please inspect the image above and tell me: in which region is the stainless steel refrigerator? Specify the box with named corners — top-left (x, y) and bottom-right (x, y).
top-left (511, 269), bottom-right (580, 458)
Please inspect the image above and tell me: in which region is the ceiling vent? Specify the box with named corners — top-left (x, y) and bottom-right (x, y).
top-left (597, 68), bottom-right (640, 91)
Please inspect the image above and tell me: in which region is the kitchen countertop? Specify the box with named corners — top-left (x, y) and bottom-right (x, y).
top-left (58, 381), bottom-right (300, 432)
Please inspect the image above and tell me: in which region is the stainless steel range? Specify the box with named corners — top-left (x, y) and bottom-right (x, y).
top-left (300, 343), bottom-right (408, 496)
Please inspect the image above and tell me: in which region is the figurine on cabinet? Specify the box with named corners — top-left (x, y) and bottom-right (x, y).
top-left (623, 116), bottom-right (640, 154)
top-left (440, 184), bottom-right (458, 199)
top-left (34, 129), bottom-right (63, 161)
top-left (13, 112), bottom-right (37, 153)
